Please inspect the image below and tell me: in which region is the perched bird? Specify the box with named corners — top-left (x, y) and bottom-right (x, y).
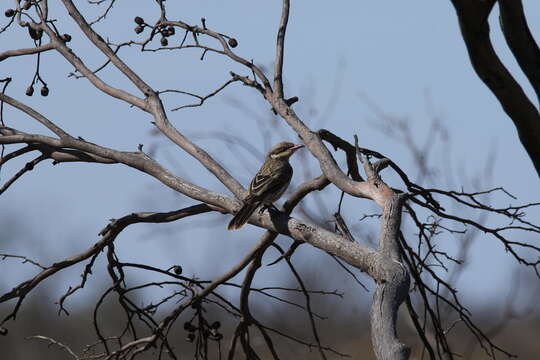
top-left (227, 141), bottom-right (304, 230)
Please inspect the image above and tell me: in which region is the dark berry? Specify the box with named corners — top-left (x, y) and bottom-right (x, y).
top-left (4, 9), bottom-right (15, 17)
top-left (210, 321), bottom-right (221, 329)
top-left (40, 86), bottom-right (49, 97)
top-left (167, 26), bottom-right (175, 35)
top-left (28, 27), bottom-right (42, 40)
top-left (173, 265), bottom-right (182, 275)
top-left (134, 26), bottom-right (144, 34)
top-left (191, 299), bottom-right (201, 309)
top-left (134, 16), bottom-right (144, 25)
top-left (228, 38), bottom-right (238, 48)
top-left (160, 37), bottom-right (168, 46)
top-left (61, 34), bottom-right (72, 42)
top-left (183, 321), bottom-right (196, 332)
top-left (25, 86), bottom-right (34, 96)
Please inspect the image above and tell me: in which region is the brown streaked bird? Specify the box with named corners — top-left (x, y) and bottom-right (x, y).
top-left (227, 141), bottom-right (304, 230)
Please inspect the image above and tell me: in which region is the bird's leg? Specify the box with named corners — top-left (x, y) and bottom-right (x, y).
top-left (258, 203), bottom-right (280, 214)
top-left (258, 203), bottom-right (269, 214)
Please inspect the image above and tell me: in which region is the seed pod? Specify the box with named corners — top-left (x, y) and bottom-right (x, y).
top-left (191, 298), bottom-right (201, 309)
top-left (25, 86), bottom-right (34, 97)
top-left (134, 16), bottom-right (144, 25)
top-left (28, 27), bottom-right (43, 40)
top-left (4, 9), bottom-right (15, 17)
top-left (134, 26), bottom-right (144, 34)
top-left (40, 86), bottom-right (49, 97)
top-left (183, 322), bottom-right (196, 332)
top-left (228, 38), bottom-right (238, 48)
top-left (210, 321), bottom-right (221, 329)
top-left (160, 37), bottom-right (168, 46)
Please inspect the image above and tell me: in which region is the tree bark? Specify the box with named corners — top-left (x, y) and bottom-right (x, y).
top-left (370, 194), bottom-right (411, 360)
top-left (450, 0), bottom-right (540, 177)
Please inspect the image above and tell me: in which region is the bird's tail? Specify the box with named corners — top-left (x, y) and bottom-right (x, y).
top-left (227, 201), bottom-right (260, 230)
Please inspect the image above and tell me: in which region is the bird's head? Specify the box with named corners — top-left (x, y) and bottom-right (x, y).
top-left (268, 141), bottom-right (304, 160)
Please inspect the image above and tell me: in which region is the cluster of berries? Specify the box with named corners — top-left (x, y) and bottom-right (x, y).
top-left (133, 16), bottom-right (238, 49)
top-left (184, 299), bottom-right (223, 344)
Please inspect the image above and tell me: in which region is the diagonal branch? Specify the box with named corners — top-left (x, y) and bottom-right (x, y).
top-left (40, 12), bottom-right (245, 197)
top-left (273, 101), bottom-right (374, 200)
top-left (0, 154), bottom-right (46, 195)
top-left (498, 0), bottom-right (540, 106)
top-left (40, 24), bottom-right (147, 110)
top-left (0, 93), bottom-right (68, 137)
top-left (60, 0), bottom-right (154, 95)
top-left (0, 145), bottom-right (35, 166)
top-left (450, 0), bottom-right (540, 176)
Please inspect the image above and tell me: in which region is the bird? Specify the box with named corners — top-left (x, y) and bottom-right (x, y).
top-left (227, 141), bottom-right (304, 230)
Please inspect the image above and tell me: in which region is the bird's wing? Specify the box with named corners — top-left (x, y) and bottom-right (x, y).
top-left (247, 163), bottom-right (292, 202)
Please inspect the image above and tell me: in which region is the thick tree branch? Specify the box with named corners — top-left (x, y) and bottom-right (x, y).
top-left (370, 193), bottom-right (410, 360)
top-left (450, 0), bottom-right (540, 176)
top-left (271, 100), bottom-right (375, 201)
top-left (37, 5), bottom-right (246, 197)
top-left (498, 0), bottom-right (540, 106)
top-left (147, 94), bottom-right (245, 197)
top-left (0, 125), bottom-right (387, 280)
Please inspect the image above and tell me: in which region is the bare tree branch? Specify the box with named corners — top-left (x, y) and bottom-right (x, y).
top-left (450, 0), bottom-right (540, 176)
top-left (274, 0), bottom-right (290, 99)
top-left (0, 43), bottom-right (54, 62)
top-left (498, 0), bottom-right (540, 105)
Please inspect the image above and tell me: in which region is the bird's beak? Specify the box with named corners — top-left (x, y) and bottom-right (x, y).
top-left (289, 144), bottom-right (304, 152)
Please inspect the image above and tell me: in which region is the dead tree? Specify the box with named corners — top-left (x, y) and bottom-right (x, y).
top-left (1, 1), bottom-right (539, 359)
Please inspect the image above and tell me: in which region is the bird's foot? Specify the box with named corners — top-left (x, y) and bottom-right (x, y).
top-left (258, 203), bottom-right (280, 214)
